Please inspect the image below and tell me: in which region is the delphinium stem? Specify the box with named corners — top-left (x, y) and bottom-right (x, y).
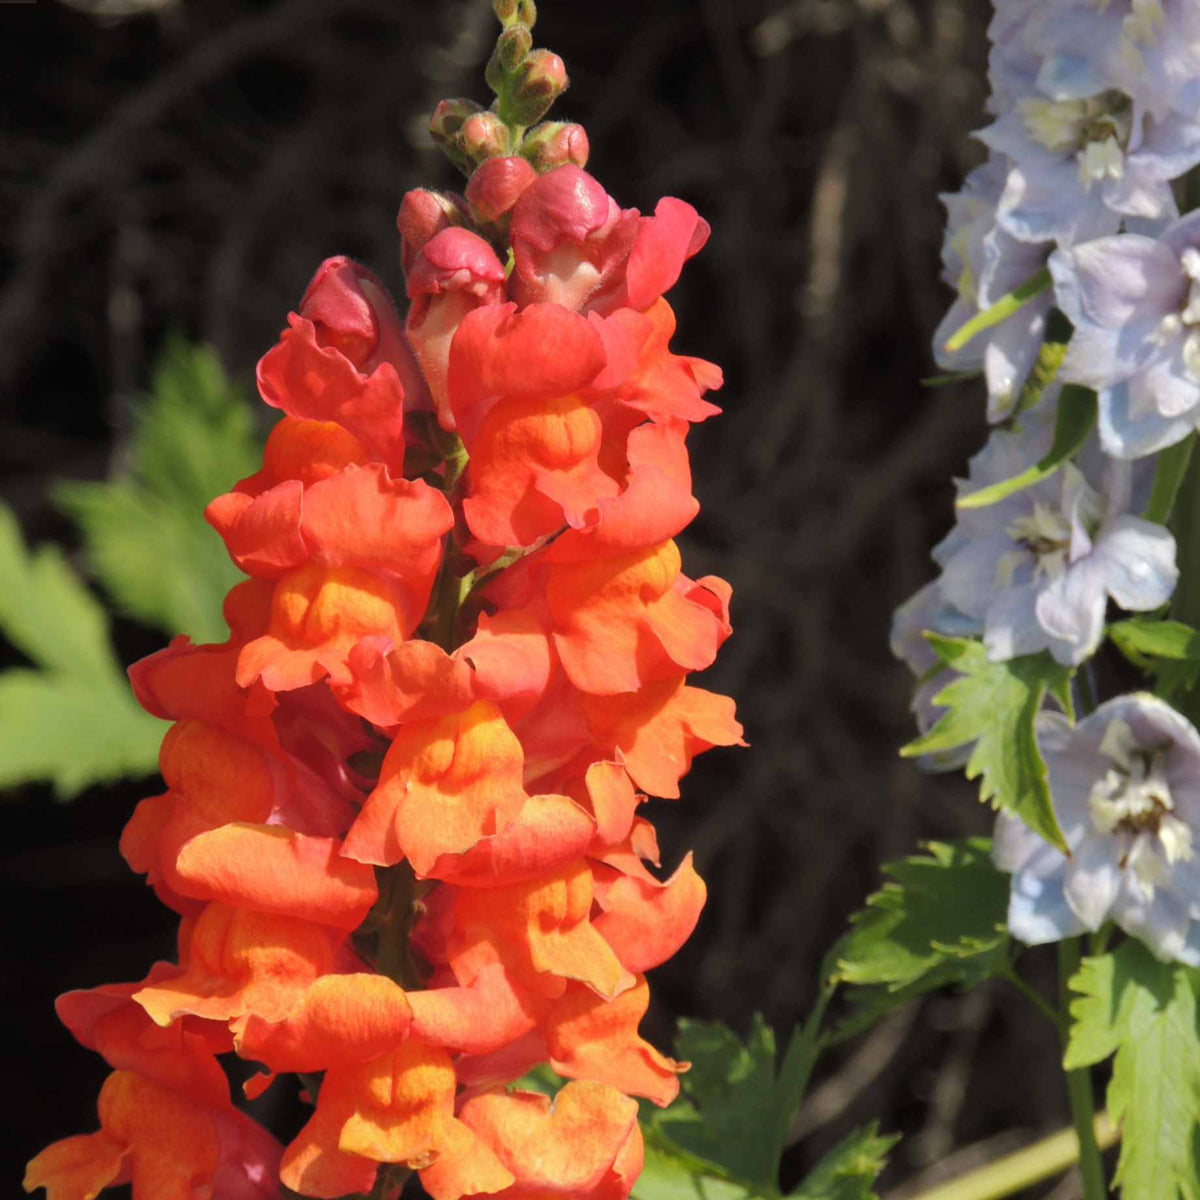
top-left (1057, 938), bottom-right (1107, 1200)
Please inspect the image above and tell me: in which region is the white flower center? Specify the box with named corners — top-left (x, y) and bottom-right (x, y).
top-left (1018, 90), bottom-right (1133, 190)
top-left (1088, 717), bottom-right (1193, 897)
top-left (1151, 247), bottom-right (1200, 380)
top-left (998, 466), bottom-right (1103, 586)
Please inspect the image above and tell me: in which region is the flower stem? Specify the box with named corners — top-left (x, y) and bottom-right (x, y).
top-left (1057, 938), bottom-right (1107, 1200)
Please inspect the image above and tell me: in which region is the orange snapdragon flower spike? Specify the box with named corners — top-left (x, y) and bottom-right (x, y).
top-left (28, 7), bottom-right (742, 1198)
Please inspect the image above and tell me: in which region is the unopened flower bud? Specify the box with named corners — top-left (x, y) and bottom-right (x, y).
top-left (507, 50), bottom-right (568, 126)
top-left (396, 189), bottom-right (467, 276)
top-left (486, 23), bottom-right (533, 91)
top-left (493, 0), bottom-right (536, 28)
top-left (429, 97), bottom-right (483, 143)
top-left (520, 121), bottom-right (589, 171)
top-left (460, 110), bottom-right (511, 163)
top-left (466, 155), bottom-right (538, 224)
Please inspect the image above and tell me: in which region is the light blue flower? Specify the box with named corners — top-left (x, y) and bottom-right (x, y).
top-left (934, 158), bottom-right (1055, 422)
top-left (933, 419), bottom-right (1176, 665)
top-left (979, 71), bottom-right (1200, 247)
top-left (995, 694), bottom-right (1200, 964)
top-left (994, 0), bottom-right (1200, 123)
top-left (1051, 209), bottom-right (1200, 458)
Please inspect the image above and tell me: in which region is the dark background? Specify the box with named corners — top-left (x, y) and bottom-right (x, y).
top-left (2, 1), bottom-right (1079, 1196)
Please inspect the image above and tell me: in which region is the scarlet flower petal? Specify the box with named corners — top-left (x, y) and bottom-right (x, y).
top-left (336, 637), bottom-right (476, 728)
top-left (448, 302), bottom-right (607, 445)
top-left (407, 964), bottom-right (543, 1056)
top-left (23, 1130), bottom-right (128, 1200)
top-left (205, 481), bottom-right (307, 579)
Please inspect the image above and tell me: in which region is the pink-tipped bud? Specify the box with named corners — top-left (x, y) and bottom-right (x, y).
top-left (397, 189), bottom-right (466, 276)
top-left (493, 0), bottom-right (536, 27)
top-left (460, 111), bottom-right (512, 164)
top-left (430, 98), bottom-right (483, 172)
top-left (405, 228), bottom-right (508, 429)
top-left (507, 49), bottom-right (568, 126)
top-left (465, 156), bottom-right (538, 224)
top-left (521, 121), bottom-right (589, 171)
top-left (486, 23), bottom-right (533, 91)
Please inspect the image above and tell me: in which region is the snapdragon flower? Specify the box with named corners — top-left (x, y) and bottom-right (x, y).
top-left (1051, 209), bottom-right (1200, 458)
top-left (933, 158), bottom-right (1054, 422)
top-left (932, 419), bottom-right (1176, 665)
top-left (995, 694), bottom-right (1200, 964)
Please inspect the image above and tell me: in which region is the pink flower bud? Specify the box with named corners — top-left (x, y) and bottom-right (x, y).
top-left (429, 97), bottom-right (482, 143)
top-left (507, 49), bottom-right (568, 126)
top-left (406, 227), bottom-right (507, 429)
top-left (521, 121), bottom-right (590, 171)
top-left (509, 165), bottom-right (639, 310)
top-left (396, 189), bottom-right (467, 276)
top-left (460, 111), bottom-right (512, 163)
top-left (466, 156), bottom-right (538, 224)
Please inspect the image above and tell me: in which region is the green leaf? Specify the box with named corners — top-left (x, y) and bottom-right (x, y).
top-left (943, 266), bottom-right (1052, 354)
top-left (1011, 307), bottom-right (1072, 419)
top-left (901, 636), bottom-right (1071, 850)
top-left (634, 1131), bottom-right (752, 1200)
top-left (1065, 942), bottom-right (1200, 1200)
top-left (643, 1010), bottom-right (835, 1193)
top-left (789, 1124), bottom-right (899, 1200)
top-left (1144, 433), bottom-right (1196, 525)
top-left (54, 336), bottom-right (261, 643)
top-left (956, 384), bottom-right (1097, 509)
top-left (830, 839), bottom-right (1009, 1037)
top-left (1108, 618), bottom-right (1200, 701)
top-left (0, 505), bottom-right (163, 797)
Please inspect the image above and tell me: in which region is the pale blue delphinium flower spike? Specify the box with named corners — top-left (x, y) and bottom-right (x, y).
top-left (1051, 209), bottom-right (1200, 458)
top-left (996, 694), bottom-right (1200, 964)
top-left (933, 158), bottom-right (1055, 423)
top-left (933, 419), bottom-right (1177, 666)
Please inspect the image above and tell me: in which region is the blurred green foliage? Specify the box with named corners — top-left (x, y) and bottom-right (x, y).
top-left (0, 337), bottom-right (262, 798)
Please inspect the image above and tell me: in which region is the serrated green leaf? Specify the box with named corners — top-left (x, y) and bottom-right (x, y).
top-left (901, 636), bottom-right (1071, 850)
top-left (956, 384), bottom-right (1097, 509)
top-left (0, 505), bottom-right (163, 797)
top-left (831, 839), bottom-right (1009, 1013)
top-left (1065, 942), bottom-right (1200, 1200)
top-left (789, 1124), bottom-right (899, 1200)
top-left (1108, 618), bottom-right (1200, 662)
top-left (633, 1132), bottom-right (752, 1200)
top-left (54, 336), bottom-right (260, 643)
top-left (1108, 619), bottom-right (1200, 701)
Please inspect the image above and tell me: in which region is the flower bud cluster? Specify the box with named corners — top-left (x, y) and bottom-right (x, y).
top-left (896, 1), bottom-right (1200, 965)
top-left (25, 25), bottom-right (739, 1200)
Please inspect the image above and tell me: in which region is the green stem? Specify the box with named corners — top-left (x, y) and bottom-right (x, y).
top-left (943, 267), bottom-right (1052, 354)
top-left (903, 1112), bottom-right (1117, 1200)
top-left (1058, 939), bottom-right (1108, 1200)
top-left (999, 963), bottom-right (1064, 1035)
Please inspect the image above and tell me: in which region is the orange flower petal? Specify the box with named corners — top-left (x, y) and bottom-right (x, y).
top-left (407, 964), bottom-right (543, 1056)
top-left (582, 677), bottom-right (744, 799)
top-left (592, 853), bottom-right (706, 974)
top-left (545, 977), bottom-right (683, 1107)
top-left (24, 1131), bottom-right (127, 1200)
top-left (173, 824), bottom-right (377, 930)
top-left (546, 541), bottom-right (722, 694)
top-left (444, 863), bottom-right (634, 1000)
top-left (343, 701), bottom-right (527, 874)
top-left (235, 973), bottom-right (412, 1074)
top-left (336, 637), bottom-right (475, 728)
top-left (434, 1081), bottom-right (640, 1200)
top-left (134, 904), bottom-right (341, 1027)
